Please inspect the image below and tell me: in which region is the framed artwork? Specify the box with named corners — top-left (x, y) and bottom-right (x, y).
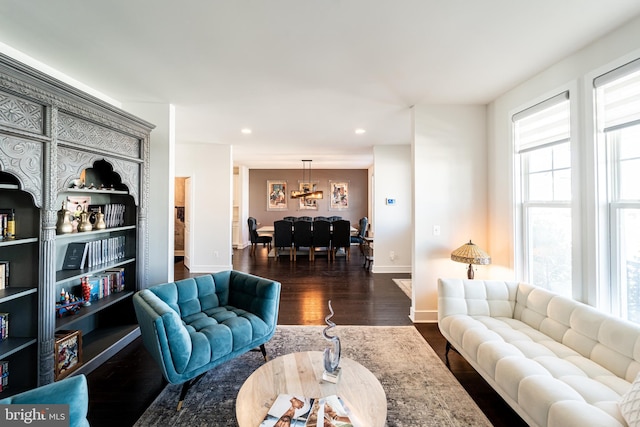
top-left (329, 181), bottom-right (349, 210)
top-left (55, 330), bottom-right (82, 380)
top-left (298, 181), bottom-right (319, 210)
top-left (66, 195), bottom-right (91, 215)
top-left (267, 180), bottom-right (288, 211)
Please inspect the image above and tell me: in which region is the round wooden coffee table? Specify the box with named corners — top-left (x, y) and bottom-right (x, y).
top-left (236, 351), bottom-right (387, 426)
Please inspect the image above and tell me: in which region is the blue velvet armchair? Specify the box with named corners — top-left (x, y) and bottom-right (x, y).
top-left (133, 270), bottom-right (281, 410)
top-left (0, 374), bottom-right (89, 427)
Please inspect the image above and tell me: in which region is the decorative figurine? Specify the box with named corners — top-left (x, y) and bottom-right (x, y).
top-left (78, 211), bottom-right (93, 232)
top-left (82, 277), bottom-right (91, 306)
top-left (94, 207), bottom-right (106, 230)
top-left (56, 202), bottom-right (74, 234)
top-left (322, 300), bottom-right (341, 383)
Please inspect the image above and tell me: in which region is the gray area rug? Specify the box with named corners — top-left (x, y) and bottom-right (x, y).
top-left (134, 326), bottom-right (491, 427)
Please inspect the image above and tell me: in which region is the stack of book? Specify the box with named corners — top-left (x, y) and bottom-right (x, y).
top-left (84, 267), bottom-right (125, 302)
top-left (0, 261), bottom-right (8, 289)
top-left (62, 236), bottom-right (126, 270)
top-left (0, 361), bottom-right (8, 392)
top-left (0, 313), bottom-right (7, 341)
top-left (88, 203), bottom-right (126, 228)
top-left (0, 208), bottom-right (14, 239)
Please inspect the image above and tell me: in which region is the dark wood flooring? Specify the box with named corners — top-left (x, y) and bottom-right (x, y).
top-left (86, 246), bottom-right (526, 427)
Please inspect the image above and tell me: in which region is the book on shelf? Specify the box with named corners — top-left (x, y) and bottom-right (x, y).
top-left (0, 313), bottom-right (7, 341)
top-left (83, 268), bottom-right (124, 302)
top-left (0, 209), bottom-right (14, 239)
top-left (260, 394), bottom-right (354, 427)
top-left (0, 261), bottom-right (8, 289)
top-left (104, 267), bottom-right (125, 292)
top-left (86, 236), bottom-right (126, 268)
top-left (62, 242), bottom-right (89, 270)
top-left (0, 360), bottom-right (8, 392)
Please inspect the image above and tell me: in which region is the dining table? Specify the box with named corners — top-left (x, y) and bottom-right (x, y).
top-left (256, 224), bottom-right (358, 235)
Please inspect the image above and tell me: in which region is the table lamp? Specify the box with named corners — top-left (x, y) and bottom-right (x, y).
top-left (450, 240), bottom-right (491, 279)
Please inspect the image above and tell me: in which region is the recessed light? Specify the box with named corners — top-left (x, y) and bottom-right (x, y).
top-left (355, 128), bottom-right (366, 134)
top-left (241, 128), bottom-right (252, 134)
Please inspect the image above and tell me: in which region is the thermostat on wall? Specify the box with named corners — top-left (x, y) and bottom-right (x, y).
top-left (386, 198), bottom-right (396, 205)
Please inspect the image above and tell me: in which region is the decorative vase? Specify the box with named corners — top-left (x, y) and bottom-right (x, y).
top-left (94, 209), bottom-right (106, 230)
top-left (78, 211), bottom-right (93, 232)
top-left (56, 203), bottom-right (73, 234)
top-left (82, 277), bottom-right (91, 306)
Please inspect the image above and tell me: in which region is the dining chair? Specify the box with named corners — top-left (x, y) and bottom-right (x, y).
top-left (331, 219), bottom-right (352, 261)
top-left (292, 219), bottom-right (313, 261)
top-left (248, 217), bottom-right (272, 256)
top-left (283, 216), bottom-right (297, 222)
top-left (327, 216), bottom-right (342, 222)
top-left (351, 216), bottom-right (368, 254)
top-left (298, 216), bottom-right (313, 221)
top-left (311, 219), bottom-right (332, 262)
top-left (273, 220), bottom-right (294, 260)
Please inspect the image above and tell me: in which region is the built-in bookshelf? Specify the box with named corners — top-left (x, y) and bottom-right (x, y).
top-left (0, 174), bottom-right (40, 395)
top-left (0, 52), bottom-right (154, 394)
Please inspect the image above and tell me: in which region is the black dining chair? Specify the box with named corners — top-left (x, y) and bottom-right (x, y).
top-left (283, 216), bottom-right (297, 222)
top-left (311, 219), bottom-right (332, 262)
top-left (351, 217), bottom-right (368, 254)
top-left (331, 219), bottom-right (352, 261)
top-left (273, 220), bottom-right (294, 261)
top-left (248, 217), bottom-right (272, 256)
top-left (292, 219), bottom-right (313, 261)
top-left (298, 216), bottom-right (313, 221)
top-left (327, 216), bottom-right (342, 222)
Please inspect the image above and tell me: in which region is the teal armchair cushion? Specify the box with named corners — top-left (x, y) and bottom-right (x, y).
top-left (133, 270), bottom-right (281, 385)
top-left (0, 374), bottom-right (89, 427)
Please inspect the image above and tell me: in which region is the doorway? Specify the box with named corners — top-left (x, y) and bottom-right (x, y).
top-left (174, 177), bottom-right (187, 260)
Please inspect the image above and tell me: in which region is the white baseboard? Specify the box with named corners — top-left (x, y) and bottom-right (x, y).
top-left (187, 263), bottom-right (233, 273)
top-left (410, 308), bottom-right (438, 323)
top-left (371, 264), bottom-right (412, 274)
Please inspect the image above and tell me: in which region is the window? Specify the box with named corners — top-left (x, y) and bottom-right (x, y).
top-left (595, 60), bottom-right (640, 322)
top-left (514, 93), bottom-right (572, 296)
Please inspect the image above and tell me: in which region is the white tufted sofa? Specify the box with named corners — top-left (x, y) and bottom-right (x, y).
top-left (437, 278), bottom-right (640, 427)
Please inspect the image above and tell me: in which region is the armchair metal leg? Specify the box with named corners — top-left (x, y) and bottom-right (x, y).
top-left (251, 343), bottom-right (269, 362)
top-left (176, 372), bottom-right (207, 410)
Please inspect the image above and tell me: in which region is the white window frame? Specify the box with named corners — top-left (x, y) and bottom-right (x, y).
top-left (513, 91), bottom-right (575, 296)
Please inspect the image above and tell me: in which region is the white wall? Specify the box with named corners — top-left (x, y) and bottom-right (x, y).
top-left (372, 145), bottom-right (412, 273)
top-left (487, 14), bottom-right (640, 306)
top-left (123, 102), bottom-right (175, 286)
top-left (175, 143), bottom-right (233, 272)
top-left (411, 105), bottom-right (487, 322)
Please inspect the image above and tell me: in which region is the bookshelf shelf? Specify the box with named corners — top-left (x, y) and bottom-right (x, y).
top-left (0, 287), bottom-right (37, 304)
top-left (55, 257), bottom-right (135, 284)
top-left (0, 237), bottom-right (38, 247)
top-left (0, 337), bottom-right (37, 360)
top-left (55, 225), bottom-right (136, 240)
top-left (55, 291), bottom-right (134, 331)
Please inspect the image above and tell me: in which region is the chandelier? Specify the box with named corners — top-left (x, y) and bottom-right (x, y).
top-left (290, 160), bottom-right (324, 199)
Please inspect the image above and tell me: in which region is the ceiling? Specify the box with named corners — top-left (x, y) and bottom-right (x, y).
top-left (1, 1), bottom-right (640, 169)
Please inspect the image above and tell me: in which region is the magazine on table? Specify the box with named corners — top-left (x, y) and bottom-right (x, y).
top-left (259, 394), bottom-right (315, 427)
top-left (261, 394), bottom-right (354, 427)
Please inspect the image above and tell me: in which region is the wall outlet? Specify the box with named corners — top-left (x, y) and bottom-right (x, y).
top-left (389, 251), bottom-right (396, 261)
top-left (214, 251), bottom-right (219, 258)
top-left (433, 225), bottom-right (441, 236)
